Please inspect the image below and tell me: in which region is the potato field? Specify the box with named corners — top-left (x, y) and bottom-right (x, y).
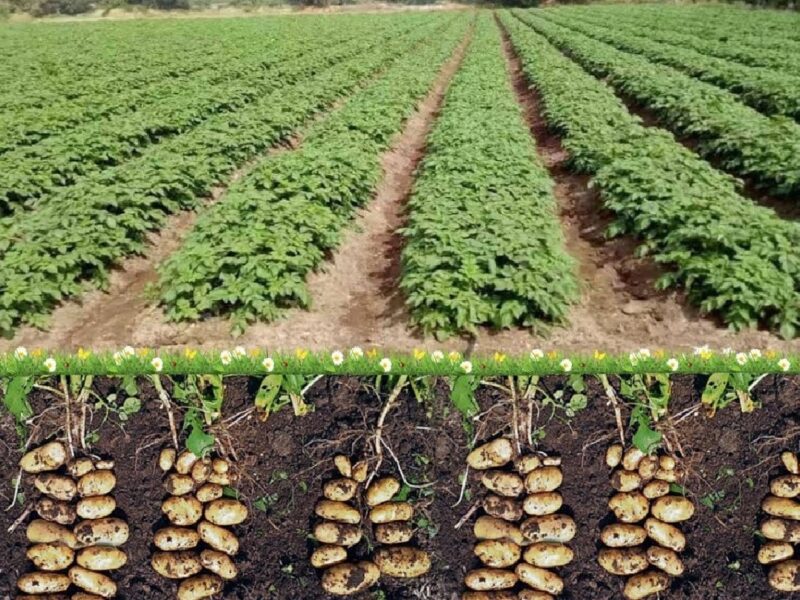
top-left (0, 5), bottom-right (798, 354)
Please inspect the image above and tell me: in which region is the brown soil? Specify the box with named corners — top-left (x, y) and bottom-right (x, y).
top-left (1, 374), bottom-right (798, 599)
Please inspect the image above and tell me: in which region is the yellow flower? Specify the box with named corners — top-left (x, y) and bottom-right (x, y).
top-left (493, 352), bottom-right (506, 363)
top-left (136, 347), bottom-right (151, 357)
top-left (184, 348), bottom-right (198, 360)
top-left (653, 349), bottom-right (665, 359)
top-left (765, 349), bottom-right (778, 359)
top-left (295, 348), bottom-right (309, 361)
top-left (548, 351), bottom-right (558, 360)
top-left (77, 348), bottom-right (91, 361)
top-left (593, 350), bottom-right (606, 361)
top-left (31, 348), bottom-right (44, 358)
top-left (413, 348), bottom-right (426, 361)
top-left (367, 348), bottom-right (379, 359)
top-left (248, 348), bottom-right (262, 357)
top-left (448, 351), bottom-right (461, 362)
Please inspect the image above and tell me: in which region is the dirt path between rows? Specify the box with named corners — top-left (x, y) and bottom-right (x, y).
top-left (0, 20), bottom-right (794, 355)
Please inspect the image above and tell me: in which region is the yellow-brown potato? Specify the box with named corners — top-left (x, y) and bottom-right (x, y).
top-left (196, 483), bottom-right (224, 503)
top-left (473, 516), bottom-right (524, 545)
top-left (518, 591), bottom-right (554, 600)
top-left (159, 448), bottom-right (177, 472)
top-left (76, 495), bottom-right (116, 520)
top-left (771, 474), bottom-right (800, 499)
top-left (68, 458), bottom-right (95, 479)
top-left (77, 470), bottom-right (115, 497)
top-left (647, 546), bottom-right (684, 576)
top-left (191, 460), bottom-right (212, 484)
top-left (524, 467), bottom-right (563, 494)
top-left (515, 563), bottom-right (563, 595)
top-left (73, 518), bottom-right (129, 547)
top-left (543, 456), bottom-right (561, 467)
top-left (26, 543), bottom-right (75, 571)
top-left (165, 474), bottom-right (196, 496)
top-left (17, 572), bottom-right (71, 594)
top-left (375, 522), bottom-right (414, 545)
top-left (782, 451), bottom-right (799, 475)
top-left (162, 495), bottom-right (204, 526)
top-left (321, 561), bottom-right (380, 596)
top-left (201, 549), bottom-right (238, 580)
top-left (758, 541), bottom-right (794, 565)
top-left (462, 592), bottom-right (517, 600)
top-left (464, 568), bottom-right (518, 591)
top-left (598, 548), bottom-right (648, 576)
top-left (762, 496), bottom-right (800, 520)
top-left (651, 496), bottom-right (695, 523)
top-left (643, 480), bottom-right (670, 500)
top-left (768, 559), bottom-right (800, 592)
top-left (609, 492), bottom-right (649, 523)
top-left (20, 442), bottom-right (68, 474)
top-left (198, 520), bottom-right (239, 556)
top-left (334, 455), bottom-right (352, 478)
top-left (315, 500), bottom-right (361, 525)
top-left (644, 518), bottom-right (686, 552)
top-left (204, 499), bottom-right (248, 527)
top-left (516, 455), bottom-right (543, 475)
top-left (95, 459), bottom-right (115, 471)
top-left (374, 546), bottom-right (431, 578)
top-left (324, 478), bottom-right (358, 502)
top-left (600, 524), bottom-right (647, 548)
top-left (520, 514), bottom-right (576, 544)
top-left (659, 455), bottom-right (676, 471)
top-left (761, 518), bottom-right (800, 543)
top-left (606, 444), bottom-right (623, 469)
top-left (151, 551), bottom-right (203, 579)
top-left (212, 458), bottom-right (229, 475)
top-left (311, 545), bottom-right (348, 569)
top-left (523, 542), bottom-right (574, 568)
top-left (207, 471), bottom-right (233, 486)
top-left (366, 477), bottom-right (401, 506)
top-left (36, 498), bottom-right (76, 525)
top-left (27, 520), bottom-right (78, 549)
top-left (76, 546), bottom-right (127, 571)
top-left (177, 574), bottom-right (224, 600)
top-left (34, 474), bottom-right (77, 502)
top-left (474, 540), bottom-right (521, 568)
top-left (484, 495), bottom-right (524, 522)
top-left (352, 460), bottom-right (368, 483)
top-left (622, 448), bottom-right (645, 471)
top-left (468, 439), bottom-right (514, 471)
top-left (175, 451), bottom-right (199, 475)
top-left (154, 526), bottom-right (201, 551)
top-left (611, 470), bottom-right (642, 493)
top-left (637, 457), bottom-right (658, 481)
top-left (314, 521), bottom-right (362, 547)
top-left (482, 471), bottom-right (524, 498)
top-left (523, 492), bottom-right (563, 516)
top-left (623, 570), bottom-right (671, 600)
top-left (69, 566), bottom-right (117, 598)
top-left (654, 467), bottom-right (680, 483)
top-left (369, 501), bottom-right (413, 524)
top-left (72, 593), bottom-right (103, 600)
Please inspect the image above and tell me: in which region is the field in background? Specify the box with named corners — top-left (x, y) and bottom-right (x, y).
top-left (0, 5), bottom-right (798, 354)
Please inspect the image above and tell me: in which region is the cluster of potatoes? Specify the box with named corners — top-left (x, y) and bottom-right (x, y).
top-left (599, 444), bottom-right (694, 600)
top-left (154, 448), bottom-right (248, 600)
top-left (17, 440), bottom-right (128, 599)
top-left (758, 450), bottom-right (800, 592)
top-left (313, 454), bottom-right (432, 596)
top-left (463, 437), bottom-right (575, 599)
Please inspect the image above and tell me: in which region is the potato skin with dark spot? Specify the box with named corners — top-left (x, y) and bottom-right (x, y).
top-left (374, 546), bottom-right (431, 578)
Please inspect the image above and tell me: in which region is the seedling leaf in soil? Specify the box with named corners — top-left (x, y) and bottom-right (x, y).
top-left (2, 376), bottom-right (33, 435)
top-left (450, 375), bottom-right (479, 436)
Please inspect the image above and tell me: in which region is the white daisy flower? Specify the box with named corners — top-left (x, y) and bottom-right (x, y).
top-left (262, 357), bottom-right (275, 372)
top-left (778, 358), bottom-right (791, 372)
top-left (220, 351), bottom-right (232, 366)
top-left (667, 358), bottom-right (679, 372)
top-left (44, 357), bottom-right (57, 373)
top-left (349, 346), bottom-right (363, 359)
top-left (722, 347), bottom-right (733, 356)
top-left (431, 350), bottom-right (444, 363)
top-left (735, 352), bottom-right (748, 366)
top-left (379, 358), bottom-right (392, 373)
top-left (629, 352), bottom-right (639, 365)
top-left (151, 357), bottom-right (163, 372)
top-left (638, 348), bottom-right (651, 358)
top-left (560, 358), bottom-right (572, 373)
top-left (693, 345), bottom-right (710, 356)
top-left (530, 349), bottom-right (544, 360)
top-left (749, 349), bottom-right (762, 359)
top-left (233, 346), bottom-right (246, 358)
top-left (331, 351), bottom-right (344, 366)
top-left (113, 352), bottom-right (123, 366)
top-left (123, 346), bottom-right (135, 357)
top-left (460, 360), bottom-right (473, 374)
top-left (14, 347), bottom-right (27, 360)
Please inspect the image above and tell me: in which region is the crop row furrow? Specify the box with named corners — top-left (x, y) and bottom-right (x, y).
top-left (155, 17), bottom-right (472, 333)
top-left (502, 11), bottom-right (800, 339)
top-left (399, 14), bottom-right (578, 337)
top-left (0, 17), bottom-right (454, 336)
top-left (514, 10), bottom-right (800, 197)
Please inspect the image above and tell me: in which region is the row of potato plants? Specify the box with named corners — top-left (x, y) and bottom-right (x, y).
top-left (155, 17), bottom-right (473, 334)
top-left (0, 19), bottom-right (453, 337)
top-left (400, 15), bottom-right (578, 337)
top-left (517, 10), bottom-right (800, 198)
top-left (0, 15), bottom-right (423, 215)
top-left (551, 5), bottom-right (800, 75)
top-left (545, 10), bottom-right (800, 120)
top-left (501, 12), bottom-right (800, 339)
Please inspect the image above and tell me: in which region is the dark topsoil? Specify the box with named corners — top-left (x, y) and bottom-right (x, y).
top-left (0, 374), bottom-right (798, 599)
